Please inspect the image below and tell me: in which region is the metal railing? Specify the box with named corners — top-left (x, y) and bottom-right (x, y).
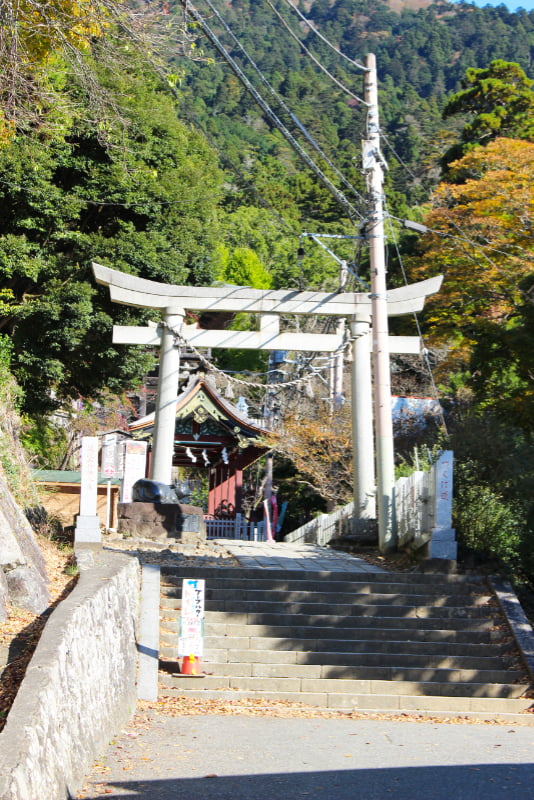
top-left (204, 514), bottom-right (266, 541)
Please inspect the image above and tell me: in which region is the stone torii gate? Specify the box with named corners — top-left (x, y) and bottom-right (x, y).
top-left (93, 262), bottom-right (442, 551)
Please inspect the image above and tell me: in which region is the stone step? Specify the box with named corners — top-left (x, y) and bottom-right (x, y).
top-left (161, 648), bottom-right (525, 683)
top-left (200, 622), bottom-right (503, 643)
top-left (161, 586), bottom-right (493, 608)
top-left (161, 575), bottom-right (488, 596)
top-left (161, 616), bottom-right (506, 653)
top-left (162, 603), bottom-right (499, 624)
top-left (158, 671), bottom-right (529, 701)
top-left (159, 632), bottom-right (513, 658)
top-left (161, 606), bottom-right (502, 632)
top-left (160, 641), bottom-right (513, 670)
top-left (158, 566), bottom-right (532, 714)
top-left (156, 686), bottom-right (533, 720)
top-left (160, 566), bottom-right (486, 586)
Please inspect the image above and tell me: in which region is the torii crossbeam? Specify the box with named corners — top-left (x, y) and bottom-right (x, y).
top-left (93, 262), bottom-right (442, 549)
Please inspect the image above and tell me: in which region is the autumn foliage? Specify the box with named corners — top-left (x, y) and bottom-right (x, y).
top-left (272, 405), bottom-right (353, 509)
top-left (411, 137), bottom-right (534, 369)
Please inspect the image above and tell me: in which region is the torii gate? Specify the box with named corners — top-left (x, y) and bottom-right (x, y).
top-left (93, 262), bottom-right (442, 551)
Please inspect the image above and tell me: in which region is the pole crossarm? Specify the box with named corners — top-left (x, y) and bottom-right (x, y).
top-left (93, 263), bottom-right (442, 319)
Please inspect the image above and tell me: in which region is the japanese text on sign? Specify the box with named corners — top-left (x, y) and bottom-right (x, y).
top-left (178, 579), bottom-right (205, 657)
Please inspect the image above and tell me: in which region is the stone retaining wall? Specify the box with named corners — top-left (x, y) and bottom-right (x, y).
top-left (0, 549), bottom-right (140, 800)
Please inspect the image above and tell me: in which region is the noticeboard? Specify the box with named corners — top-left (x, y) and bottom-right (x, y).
top-left (178, 579), bottom-right (205, 657)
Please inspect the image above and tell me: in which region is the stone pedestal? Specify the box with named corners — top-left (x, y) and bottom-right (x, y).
top-left (117, 502), bottom-right (206, 544)
top-left (75, 436), bottom-right (101, 544)
top-left (428, 527), bottom-right (457, 560)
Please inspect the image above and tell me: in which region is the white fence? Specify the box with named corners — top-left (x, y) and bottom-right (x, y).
top-left (395, 450), bottom-right (454, 554)
top-left (394, 470), bottom-right (433, 549)
top-left (284, 451), bottom-right (455, 555)
top-left (284, 502), bottom-right (355, 547)
top-left (204, 514), bottom-right (266, 541)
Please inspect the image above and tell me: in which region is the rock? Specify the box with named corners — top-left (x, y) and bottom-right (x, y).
top-left (117, 502), bottom-right (206, 544)
top-left (0, 479), bottom-right (47, 580)
top-left (5, 564), bottom-right (50, 613)
top-left (0, 472), bottom-right (50, 614)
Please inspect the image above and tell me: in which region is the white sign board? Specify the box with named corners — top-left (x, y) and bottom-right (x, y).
top-left (121, 440), bottom-right (148, 502)
top-left (434, 450), bottom-right (453, 529)
top-left (178, 579), bottom-right (205, 657)
top-left (79, 436), bottom-right (99, 517)
top-left (101, 433), bottom-right (117, 478)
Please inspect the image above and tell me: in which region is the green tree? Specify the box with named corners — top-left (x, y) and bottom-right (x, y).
top-left (443, 60), bottom-right (534, 154)
top-left (0, 0), bottom-right (198, 140)
top-left (0, 63), bottom-right (224, 411)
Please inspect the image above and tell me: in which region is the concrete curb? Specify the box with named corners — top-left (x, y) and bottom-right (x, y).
top-left (489, 576), bottom-right (534, 683)
top-left (138, 564), bottom-right (160, 701)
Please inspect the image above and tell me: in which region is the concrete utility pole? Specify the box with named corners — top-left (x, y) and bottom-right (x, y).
top-left (363, 53), bottom-right (396, 552)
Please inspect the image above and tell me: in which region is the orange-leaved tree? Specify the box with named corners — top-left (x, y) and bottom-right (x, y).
top-left (409, 137), bottom-right (534, 373)
top-left (271, 404), bottom-right (353, 509)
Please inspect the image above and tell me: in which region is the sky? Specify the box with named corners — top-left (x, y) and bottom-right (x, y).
top-left (464, 0), bottom-right (534, 9)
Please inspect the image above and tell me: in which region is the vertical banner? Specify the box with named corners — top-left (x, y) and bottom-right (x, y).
top-left (178, 579), bottom-right (205, 657)
top-left (121, 440), bottom-right (148, 502)
top-left (79, 436), bottom-right (99, 517)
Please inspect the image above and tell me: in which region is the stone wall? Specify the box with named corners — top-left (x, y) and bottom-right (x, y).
top-left (0, 549), bottom-right (140, 800)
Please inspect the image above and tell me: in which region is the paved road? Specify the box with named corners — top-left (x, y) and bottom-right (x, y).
top-left (76, 711), bottom-right (534, 800)
top-left (220, 540), bottom-right (387, 573)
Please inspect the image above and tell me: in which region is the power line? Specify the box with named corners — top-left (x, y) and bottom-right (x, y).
top-left (200, 0), bottom-right (366, 207)
top-left (277, 0), bottom-right (368, 72)
top-left (177, 0), bottom-right (364, 222)
top-left (381, 133), bottom-right (418, 181)
top-left (384, 199), bottom-right (448, 434)
top-left (263, 0), bottom-right (368, 107)
top-left (397, 215), bottom-right (531, 263)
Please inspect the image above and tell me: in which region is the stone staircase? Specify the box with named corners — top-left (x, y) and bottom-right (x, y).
top-left (158, 566), bottom-right (533, 718)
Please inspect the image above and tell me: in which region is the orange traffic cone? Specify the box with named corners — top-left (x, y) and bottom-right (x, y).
top-left (181, 653), bottom-right (202, 675)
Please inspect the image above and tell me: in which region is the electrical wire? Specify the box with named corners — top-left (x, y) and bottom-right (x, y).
top-left (384, 199), bottom-right (448, 434)
top-left (381, 133), bottom-right (418, 181)
top-left (394, 213), bottom-right (530, 264)
top-left (177, 0), bottom-right (364, 222)
top-left (263, 0), bottom-right (368, 106)
top-left (200, 0), bottom-right (366, 206)
top-left (278, 0), bottom-right (368, 72)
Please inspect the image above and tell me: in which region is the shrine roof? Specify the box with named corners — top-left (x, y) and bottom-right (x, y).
top-left (129, 377), bottom-right (270, 439)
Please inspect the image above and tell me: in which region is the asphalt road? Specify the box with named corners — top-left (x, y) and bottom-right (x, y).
top-left (76, 711), bottom-right (534, 800)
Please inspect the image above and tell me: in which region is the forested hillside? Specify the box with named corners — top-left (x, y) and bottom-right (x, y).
top-left (0, 0), bottom-right (533, 587)
top-left (176, 0), bottom-right (534, 214)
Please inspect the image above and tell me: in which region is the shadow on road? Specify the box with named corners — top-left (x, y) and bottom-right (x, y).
top-left (79, 762), bottom-right (534, 799)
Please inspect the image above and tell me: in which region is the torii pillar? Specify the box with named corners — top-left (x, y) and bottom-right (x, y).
top-left (151, 307), bottom-right (184, 483)
top-left (93, 262), bottom-right (442, 552)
